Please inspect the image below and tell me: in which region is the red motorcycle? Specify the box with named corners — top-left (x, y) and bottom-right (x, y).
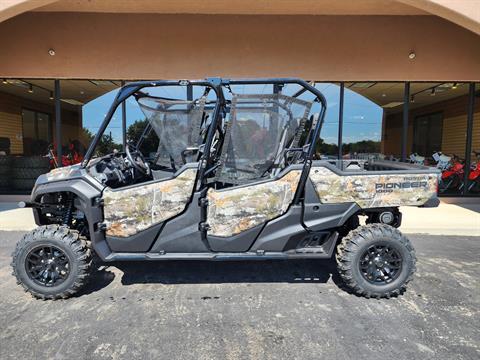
top-left (439, 154), bottom-right (464, 193)
top-left (464, 151), bottom-right (480, 193)
top-left (46, 140), bottom-right (85, 169)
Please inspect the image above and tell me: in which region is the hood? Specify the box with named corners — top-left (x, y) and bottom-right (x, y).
top-left (36, 164), bottom-right (84, 185)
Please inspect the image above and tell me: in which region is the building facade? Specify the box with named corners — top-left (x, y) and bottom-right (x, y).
top-left (0, 0), bottom-right (479, 196)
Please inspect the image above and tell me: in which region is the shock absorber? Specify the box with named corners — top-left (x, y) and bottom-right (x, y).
top-left (62, 195), bottom-right (74, 226)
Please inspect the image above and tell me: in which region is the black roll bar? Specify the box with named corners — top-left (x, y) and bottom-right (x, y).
top-left (81, 78), bottom-right (327, 204)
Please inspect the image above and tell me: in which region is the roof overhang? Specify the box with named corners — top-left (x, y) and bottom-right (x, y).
top-left (0, 0), bottom-right (479, 35)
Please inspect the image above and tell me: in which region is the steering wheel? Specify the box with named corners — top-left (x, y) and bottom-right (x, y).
top-left (125, 142), bottom-right (150, 176)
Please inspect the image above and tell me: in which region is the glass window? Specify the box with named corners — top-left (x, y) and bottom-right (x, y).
top-left (96, 107), bottom-right (123, 157)
top-left (0, 79), bottom-right (55, 158)
top-left (22, 109), bottom-right (52, 156)
top-left (0, 79), bottom-right (56, 193)
top-left (22, 109), bottom-right (36, 141)
top-left (408, 82), bottom-right (469, 195)
top-left (51, 79), bottom-right (106, 166)
top-left (315, 83), bottom-right (340, 159)
top-left (37, 112), bottom-right (50, 142)
top-left (343, 82), bottom-right (402, 161)
top-left (80, 82), bottom-right (122, 157)
top-left (412, 112), bottom-right (443, 156)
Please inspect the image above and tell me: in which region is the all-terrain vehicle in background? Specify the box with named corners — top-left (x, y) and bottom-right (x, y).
top-left (11, 78), bottom-right (440, 300)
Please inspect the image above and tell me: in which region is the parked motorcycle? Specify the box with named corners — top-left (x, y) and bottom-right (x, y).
top-left (463, 150), bottom-right (480, 193)
top-left (438, 153), bottom-right (464, 193)
top-left (409, 153), bottom-right (426, 165)
top-left (46, 140), bottom-right (85, 169)
top-left (432, 151), bottom-right (452, 170)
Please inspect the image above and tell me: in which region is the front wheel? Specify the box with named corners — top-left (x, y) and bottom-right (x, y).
top-left (468, 180), bottom-right (480, 193)
top-left (336, 224), bottom-right (416, 298)
top-left (11, 225), bottom-right (92, 300)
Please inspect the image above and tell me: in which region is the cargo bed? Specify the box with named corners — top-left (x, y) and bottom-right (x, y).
top-left (308, 160), bottom-right (440, 209)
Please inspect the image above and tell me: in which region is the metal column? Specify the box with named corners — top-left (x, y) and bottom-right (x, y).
top-left (337, 82), bottom-right (345, 160)
top-left (463, 83), bottom-right (476, 195)
top-left (121, 80), bottom-right (127, 149)
top-left (54, 80), bottom-right (62, 166)
top-left (187, 84), bottom-right (193, 101)
top-left (401, 82), bottom-right (410, 162)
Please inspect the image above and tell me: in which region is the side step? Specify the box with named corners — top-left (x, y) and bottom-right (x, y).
top-left (292, 231), bottom-right (338, 255)
top-left (104, 250), bottom-right (333, 262)
top-left (104, 232), bottom-right (339, 262)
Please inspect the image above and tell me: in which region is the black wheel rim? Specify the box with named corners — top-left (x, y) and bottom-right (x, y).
top-left (359, 244), bottom-right (402, 285)
top-left (25, 245), bottom-right (70, 287)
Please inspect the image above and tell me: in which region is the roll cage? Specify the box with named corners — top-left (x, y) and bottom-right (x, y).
top-left (82, 78), bottom-right (327, 202)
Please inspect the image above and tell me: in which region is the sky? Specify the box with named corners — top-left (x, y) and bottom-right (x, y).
top-left (81, 83), bottom-right (384, 146)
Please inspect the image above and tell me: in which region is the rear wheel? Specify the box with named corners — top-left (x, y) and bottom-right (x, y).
top-left (11, 225), bottom-right (92, 300)
top-left (336, 223), bottom-right (416, 298)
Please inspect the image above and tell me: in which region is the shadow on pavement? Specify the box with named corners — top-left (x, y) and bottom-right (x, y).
top-left (76, 267), bottom-right (116, 297)
top-left (454, 203), bottom-right (480, 213)
top-left (114, 258), bottom-right (341, 286)
top-left (0, 203), bottom-right (18, 212)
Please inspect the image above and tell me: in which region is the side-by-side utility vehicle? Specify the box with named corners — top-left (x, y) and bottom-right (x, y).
top-left (11, 78), bottom-right (440, 299)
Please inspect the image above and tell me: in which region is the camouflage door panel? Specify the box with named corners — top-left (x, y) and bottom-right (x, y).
top-left (103, 168), bottom-right (197, 237)
top-left (207, 170), bottom-right (302, 237)
top-left (309, 166), bottom-right (437, 208)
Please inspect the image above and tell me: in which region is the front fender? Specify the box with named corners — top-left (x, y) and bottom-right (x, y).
top-left (31, 178), bottom-right (112, 260)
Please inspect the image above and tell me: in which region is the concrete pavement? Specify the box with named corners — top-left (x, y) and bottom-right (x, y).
top-left (0, 203), bottom-right (36, 231)
top-left (0, 231), bottom-right (478, 360)
top-left (399, 202), bottom-right (480, 236)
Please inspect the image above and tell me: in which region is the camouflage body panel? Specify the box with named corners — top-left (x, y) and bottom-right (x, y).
top-left (309, 166), bottom-right (438, 208)
top-left (207, 170), bottom-right (301, 237)
top-left (103, 168), bottom-right (197, 237)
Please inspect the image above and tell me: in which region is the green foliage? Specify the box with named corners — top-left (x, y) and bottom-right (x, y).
top-left (343, 140), bottom-right (381, 155)
top-left (315, 139), bottom-right (381, 157)
top-left (80, 127), bottom-right (122, 156)
top-left (80, 127), bottom-right (95, 148)
top-left (82, 119), bottom-right (159, 157)
top-left (96, 133), bottom-right (123, 156)
top-left (127, 119), bottom-right (159, 156)
top-left (315, 138), bottom-right (338, 156)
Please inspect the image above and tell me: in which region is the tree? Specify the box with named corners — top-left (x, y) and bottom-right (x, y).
top-left (79, 127), bottom-right (95, 149)
top-left (81, 127), bottom-right (122, 156)
top-left (127, 119), bottom-right (159, 156)
top-left (96, 132), bottom-right (122, 156)
top-left (315, 138), bottom-right (339, 157)
top-left (345, 140), bottom-right (381, 154)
